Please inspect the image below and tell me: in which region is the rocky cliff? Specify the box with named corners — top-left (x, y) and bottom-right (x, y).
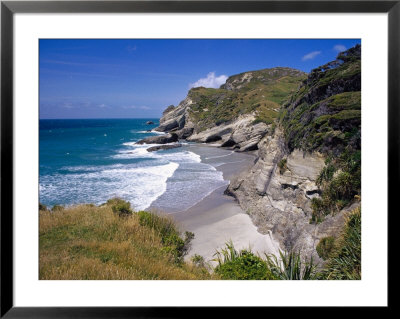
top-left (153, 45), bottom-right (361, 263)
top-left (227, 44), bottom-right (361, 263)
top-left (153, 67), bottom-right (306, 151)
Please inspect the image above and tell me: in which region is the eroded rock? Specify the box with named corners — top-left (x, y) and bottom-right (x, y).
top-left (146, 144), bottom-right (182, 152)
top-left (136, 133), bottom-right (178, 145)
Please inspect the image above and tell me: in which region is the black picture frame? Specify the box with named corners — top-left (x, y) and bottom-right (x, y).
top-left (1, 0), bottom-right (396, 317)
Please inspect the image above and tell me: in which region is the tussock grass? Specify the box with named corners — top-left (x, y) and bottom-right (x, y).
top-left (319, 207), bottom-right (361, 280)
top-left (265, 250), bottom-right (317, 280)
top-left (39, 204), bottom-right (212, 280)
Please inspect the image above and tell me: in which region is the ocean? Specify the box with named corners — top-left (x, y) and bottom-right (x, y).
top-left (39, 118), bottom-right (239, 212)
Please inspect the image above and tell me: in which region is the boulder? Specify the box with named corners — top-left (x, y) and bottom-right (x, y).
top-left (146, 144), bottom-right (182, 152)
top-left (136, 133), bottom-right (178, 145)
top-left (146, 121), bottom-right (154, 125)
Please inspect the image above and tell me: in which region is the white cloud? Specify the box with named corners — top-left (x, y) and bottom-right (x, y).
top-left (61, 102), bottom-right (74, 109)
top-left (122, 105), bottom-right (151, 110)
top-left (333, 44), bottom-right (347, 53)
top-left (189, 72), bottom-right (228, 89)
top-left (302, 51), bottom-right (322, 61)
top-left (127, 45), bottom-right (137, 53)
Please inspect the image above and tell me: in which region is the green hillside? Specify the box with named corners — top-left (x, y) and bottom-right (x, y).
top-left (187, 67), bottom-right (306, 131)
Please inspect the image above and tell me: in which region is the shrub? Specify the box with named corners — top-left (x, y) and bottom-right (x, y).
top-left (278, 158), bottom-right (288, 174)
top-left (316, 236), bottom-right (336, 260)
top-left (51, 205), bottom-right (64, 212)
top-left (191, 254), bottom-right (206, 268)
top-left (137, 211), bottom-right (194, 264)
top-left (106, 198), bottom-right (132, 216)
top-left (310, 198), bottom-right (327, 223)
top-left (319, 207), bottom-right (361, 279)
top-left (311, 147), bottom-right (361, 223)
top-left (265, 250), bottom-right (317, 280)
top-left (213, 241), bottom-right (275, 280)
top-left (39, 203), bottom-right (48, 211)
top-left (316, 163), bottom-right (336, 186)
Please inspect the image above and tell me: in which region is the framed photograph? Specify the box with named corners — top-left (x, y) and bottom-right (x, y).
top-left (1, 0), bottom-right (395, 316)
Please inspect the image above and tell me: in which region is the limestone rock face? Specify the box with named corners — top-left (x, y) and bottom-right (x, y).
top-left (156, 103), bottom-right (270, 151)
top-left (187, 114), bottom-right (269, 151)
top-left (154, 97), bottom-right (192, 133)
top-left (227, 128), bottom-right (354, 263)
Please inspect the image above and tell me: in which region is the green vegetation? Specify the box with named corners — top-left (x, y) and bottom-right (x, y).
top-left (137, 210), bottom-right (194, 263)
top-left (214, 206), bottom-right (360, 280)
top-left (278, 158), bottom-right (288, 174)
top-left (51, 204), bottom-right (64, 212)
top-left (311, 150), bottom-right (361, 223)
top-left (281, 45), bottom-right (361, 155)
top-left (279, 45), bottom-right (361, 222)
top-left (316, 236), bottom-right (336, 260)
top-left (39, 201), bottom-right (361, 280)
top-left (281, 91), bottom-right (361, 153)
top-left (163, 104), bottom-right (175, 114)
top-left (191, 254), bottom-right (206, 268)
top-left (39, 203), bottom-right (212, 280)
top-left (187, 68), bottom-right (306, 131)
top-left (265, 250), bottom-right (317, 280)
top-left (213, 242), bottom-right (317, 280)
top-left (106, 197), bottom-right (133, 216)
top-left (319, 207), bottom-right (361, 279)
top-left (213, 241), bottom-right (275, 280)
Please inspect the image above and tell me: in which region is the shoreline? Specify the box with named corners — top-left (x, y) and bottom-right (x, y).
top-left (169, 143), bottom-right (282, 264)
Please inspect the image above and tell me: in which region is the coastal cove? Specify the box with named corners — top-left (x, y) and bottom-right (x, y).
top-left (39, 119), bottom-right (279, 263)
top-left (38, 43), bottom-right (362, 281)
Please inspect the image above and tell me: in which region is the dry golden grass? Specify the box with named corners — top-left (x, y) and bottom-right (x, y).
top-left (39, 204), bottom-right (213, 280)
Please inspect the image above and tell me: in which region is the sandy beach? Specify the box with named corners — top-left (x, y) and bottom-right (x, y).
top-left (171, 145), bottom-right (282, 265)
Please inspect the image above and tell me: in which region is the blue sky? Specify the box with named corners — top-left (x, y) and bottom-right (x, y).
top-left (40, 39), bottom-right (361, 119)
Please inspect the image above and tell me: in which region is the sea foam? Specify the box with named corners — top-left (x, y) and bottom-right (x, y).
top-left (40, 162), bottom-right (179, 211)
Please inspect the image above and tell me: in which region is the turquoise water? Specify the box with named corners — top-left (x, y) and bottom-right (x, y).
top-left (39, 118), bottom-right (228, 211)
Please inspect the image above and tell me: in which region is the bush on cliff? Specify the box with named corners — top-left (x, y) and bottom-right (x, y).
top-left (311, 149), bottom-right (361, 223)
top-left (51, 204), bottom-right (64, 212)
top-left (106, 197), bottom-right (133, 216)
top-left (319, 207), bottom-right (361, 280)
top-left (316, 236), bottom-right (336, 260)
top-left (137, 211), bottom-right (194, 263)
top-left (279, 45), bottom-right (361, 223)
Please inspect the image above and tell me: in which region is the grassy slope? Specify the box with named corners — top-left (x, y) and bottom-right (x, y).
top-left (39, 204), bottom-right (212, 280)
top-left (40, 203), bottom-right (361, 280)
top-left (186, 68), bottom-right (306, 131)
